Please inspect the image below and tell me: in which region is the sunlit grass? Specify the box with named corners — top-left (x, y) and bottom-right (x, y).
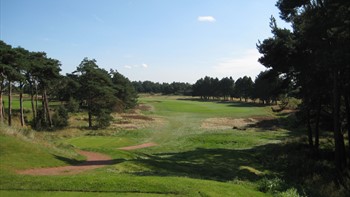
top-left (1, 95), bottom-right (295, 196)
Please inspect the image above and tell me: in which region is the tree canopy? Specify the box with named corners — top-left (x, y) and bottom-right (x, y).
top-left (257, 0), bottom-right (350, 171)
top-left (0, 41), bottom-right (138, 129)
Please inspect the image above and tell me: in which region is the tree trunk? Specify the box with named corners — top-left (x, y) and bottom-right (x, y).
top-left (88, 94), bottom-right (93, 128)
top-left (88, 108), bottom-right (92, 128)
top-left (43, 89), bottom-right (52, 127)
top-left (344, 92), bottom-right (350, 157)
top-left (0, 83), bottom-right (3, 124)
top-left (35, 81), bottom-right (38, 118)
top-left (8, 81), bottom-right (12, 126)
top-left (1, 101), bottom-right (4, 122)
top-left (307, 107), bottom-right (314, 148)
top-left (333, 70), bottom-right (346, 171)
top-left (314, 100), bottom-right (321, 155)
top-left (19, 83), bottom-right (25, 127)
top-left (30, 84), bottom-right (36, 125)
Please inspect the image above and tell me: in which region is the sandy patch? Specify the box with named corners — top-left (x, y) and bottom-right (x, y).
top-left (110, 103), bottom-right (164, 130)
top-left (201, 117), bottom-right (257, 130)
top-left (121, 114), bottom-right (154, 121)
top-left (135, 104), bottom-right (153, 111)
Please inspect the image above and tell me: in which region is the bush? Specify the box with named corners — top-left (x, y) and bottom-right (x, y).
top-left (30, 109), bottom-right (48, 130)
top-left (278, 188), bottom-right (305, 197)
top-left (257, 177), bottom-right (286, 193)
top-left (95, 111), bottom-right (113, 129)
top-left (52, 105), bottom-right (69, 128)
top-left (66, 97), bottom-right (79, 112)
top-left (258, 177), bottom-right (307, 197)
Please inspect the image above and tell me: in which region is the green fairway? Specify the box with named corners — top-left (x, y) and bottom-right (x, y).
top-left (1, 95), bottom-right (296, 196)
top-left (141, 96), bottom-right (271, 118)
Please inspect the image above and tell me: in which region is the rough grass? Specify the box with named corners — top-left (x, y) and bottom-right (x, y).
top-left (64, 136), bottom-right (137, 150)
top-left (1, 95), bottom-right (347, 196)
top-left (0, 126), bottom-right (83, 173)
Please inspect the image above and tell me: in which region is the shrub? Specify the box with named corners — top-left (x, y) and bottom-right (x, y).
top-left (278, 188), bottom-right (305, 197)
top-left (96, 110), bottom-right (113, 129)
top-left (52, 105), bottom-right (69, 128)
top-left (66, 97), bottom-right (79, 112)
top-left (257, 177), bottom-right (286, 193)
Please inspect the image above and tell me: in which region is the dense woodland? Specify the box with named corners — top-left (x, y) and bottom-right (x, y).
top-left (132, 72), bottom-right (283, 105)
top-left (257, 0), bottom-right (350, 172)
top-left (0, 41), bottom-right (137, 129)
top-left (1, 0), bottom-right (349, 180)
top-left (132, 81), bottom-right (192, 95)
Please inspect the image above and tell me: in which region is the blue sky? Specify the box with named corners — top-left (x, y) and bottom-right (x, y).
top-left (1, 0), bottom-right (288, 83)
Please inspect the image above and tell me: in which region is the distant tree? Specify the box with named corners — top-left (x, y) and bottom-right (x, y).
top-left (38, 57), bottom-right (61, 128)
top-left (74, 58), bottom-right (117, 128)
top-left (0, 41), bottom-right (23, 126)
top-left (13, 47), bottom-right (31, 126)
top-left (0, 41), bottom-right (14, 124)
top-left (132, 81), bottom-right (144, 93)
top-left (110, 69), bottom-right (138, 110)
top-left (252, 70), bottom-right (282, 104)
top-left (192, 78), bottom-right (206, 99)
top-left (219, 77), bottom-right (234, 100)
top-left (234, 76), bottom-right (253, 102)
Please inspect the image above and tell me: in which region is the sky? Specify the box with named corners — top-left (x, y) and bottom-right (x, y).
top-left (0, 0), bottom-right (289, 83)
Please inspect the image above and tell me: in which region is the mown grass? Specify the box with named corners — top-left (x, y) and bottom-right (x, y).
top-left (2, 96), bottom-right (346, 196)
top-left (141, 96), bottom-right (272, 118)
top-left (0, 126), bottom-right (84, 173)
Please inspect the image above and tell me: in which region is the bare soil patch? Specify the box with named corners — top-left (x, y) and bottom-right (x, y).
top-left (17, 150), bottom-right (113, 176)
top-left (201, 118), bottom-right (256, 130)
top-left (135, 104), bottom-right (153, 111)
top-left (118, 142), bottom-right (157, 150)
top-left (201, 117), bottom-right (276, 130)
top-left (111, 107), bottom-right (164, 130)
top-left (121, 114), bottom-right (154, 121)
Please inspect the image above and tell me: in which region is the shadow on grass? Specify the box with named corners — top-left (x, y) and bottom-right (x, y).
top-left (54, 155), bottom-right (124, 166)
top-left (131, 141), bottom-right (336, 187)
top-left (244, 112), bottom-right (301, 135)
top-left (77, 159), bottom-right (124, 166)
top-left (53, 155), bottom-right (84, 165)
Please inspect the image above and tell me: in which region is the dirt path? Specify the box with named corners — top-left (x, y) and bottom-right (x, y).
top-left (17, 142), bottom-right (157, 176)
top-left (17, 150), bottom-right (114, 176)
top-left (118, 142), bottom-right (157, 150)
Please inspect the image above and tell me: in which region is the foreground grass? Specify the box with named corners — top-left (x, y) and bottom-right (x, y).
top-left (2, 96), bottom-right (347, 196)
top-left (0, 172), bottom-right (266, 196)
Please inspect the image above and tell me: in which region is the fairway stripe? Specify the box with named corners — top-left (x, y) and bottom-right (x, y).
top-left (118, 142), bottom-right (157, 150)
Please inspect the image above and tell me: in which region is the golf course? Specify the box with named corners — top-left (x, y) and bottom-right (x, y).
top-left (0, 95), bottom-right (312, 197)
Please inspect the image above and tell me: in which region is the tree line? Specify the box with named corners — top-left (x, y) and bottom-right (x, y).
top-left (0, 41), bottom-right (137, 129)
top-left (132, 81), bottom-right (192, 95)
top-left (192, 71), bottom-right (284, 104)
top-left (133, 72), bottom-right (285, 105)
top-left (257, 0), bottom-right (350, 171)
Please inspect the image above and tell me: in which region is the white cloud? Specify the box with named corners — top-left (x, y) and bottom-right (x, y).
top-left (124, 65), bottom-right (132, 69)
top-left (197, 16), bottom-right (216, 22)
top-left (213, 49), bottom-right (265, 80)
top-left (124, 63), bottom-right (149, 69)
top-left (142, 63), bottom-right (148, 68)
